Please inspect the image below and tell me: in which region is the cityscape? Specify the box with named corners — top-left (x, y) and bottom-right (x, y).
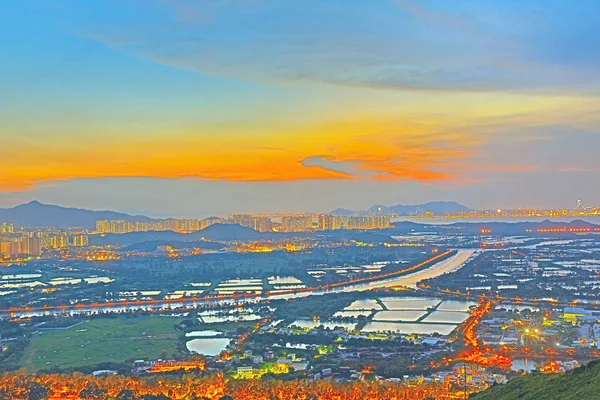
top-left (2, 199), bottom-right (600, 399)
top-left (3, 1), bottom-right (600, 399)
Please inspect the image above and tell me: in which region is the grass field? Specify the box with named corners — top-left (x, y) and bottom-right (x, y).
top-left (21, 317), bottom-right (181, 371)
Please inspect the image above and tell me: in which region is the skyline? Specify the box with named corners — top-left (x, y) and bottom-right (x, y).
top-left (2, 1), bottom-right (600, 216)
top-left (0, 198), bottom-right (595, 221)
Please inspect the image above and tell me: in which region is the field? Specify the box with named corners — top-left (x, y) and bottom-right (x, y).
top-left (21, 316), bottom-right (181, 371)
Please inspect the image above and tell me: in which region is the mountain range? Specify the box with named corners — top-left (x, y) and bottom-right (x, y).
top-left (0, 201), bottom-right (155, 228)
top-left (330, 201), bottom-right (471, 216)
top-left (0, 200), bottom-right (472, 228)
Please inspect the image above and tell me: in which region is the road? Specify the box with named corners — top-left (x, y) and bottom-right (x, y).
top-left (4, 249), bottom-right (476, 318)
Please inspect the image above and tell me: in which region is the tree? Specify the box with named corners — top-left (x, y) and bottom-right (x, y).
top-left (80, 383), bottom-right (107, 400)
top-left (116, 389), bottom-right (137, 400)
top-left (27, 383), bottom-right (48, 400)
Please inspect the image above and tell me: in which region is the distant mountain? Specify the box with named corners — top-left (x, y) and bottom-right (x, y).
top-left (330, 201), bottom-right (471, 216)
top-left (329, 208), bottom-right (357, 216)
top-left (0, 201), bottom-right (154, 228)
top-left (90, 223), bottom-right (267, 246)
top-left (390, 201), bottom-right (471, 215)
top-left (124, 240), bottom-right (226, 252)
top-left (197, 223), bottom-right (266, 241)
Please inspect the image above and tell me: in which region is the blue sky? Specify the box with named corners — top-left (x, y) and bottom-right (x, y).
top-left (1, 0), bottom-right (599, 217)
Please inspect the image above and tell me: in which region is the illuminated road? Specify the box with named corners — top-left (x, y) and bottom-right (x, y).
top-left (3, 250), bottom-right (476, 318)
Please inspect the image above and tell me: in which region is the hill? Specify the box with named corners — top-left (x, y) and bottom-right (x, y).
top-left (90, 223), bottom-right (267, 246)
top-left (330, 201), bottom-right (471, 216)
top-left (124, 240), bottom-right (226, 252)
top-left (471, 360), bottom-right (600, 400)
top-left (0, 201), bottom-right (154, 228)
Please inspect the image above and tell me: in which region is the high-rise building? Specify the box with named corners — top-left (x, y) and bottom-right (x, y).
top-left (0, 223), bottom-right (14, 234)
top-left (96, 217), bottom-right (224, 234)
top-left (318, 214), bottom-right (389, 231)
top-left (0, 237), bottom-right (41, 257)
top-left (71, 234), bottom-right (89, 247)
top-left (96, 220), bottom-right (110, 233)
top-left (229, 214), bottom-right (273, 232)
top-left (48, 234), bottom-right (69, 249)
top-left (281, 216), bottom-right (313, 232)
top-left (21, 237), bottom-right (41, 256)
top-left (318, 214), bottom-right (333, 230)
top-left (0, 240), bottom-right (20, 257)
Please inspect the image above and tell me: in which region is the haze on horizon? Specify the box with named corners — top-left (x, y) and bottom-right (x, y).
top-left (2, 1), bottom-right (599, 218)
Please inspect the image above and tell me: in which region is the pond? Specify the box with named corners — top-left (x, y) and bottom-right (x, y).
top-left (268, 276), bottom-right (303, 285)
top-left (379, 297), bottom-right (441, 310)
top-left (511, 359), bottom-right (538, 372)
top-left (332, 310), bottom-right (372, 318)
top-left (186, 338), bottom-right (231, 356)
top-left (421, 311), bottom-right (470, 324)
top-left (372, 310), bottom-right (429, 322)
top-left (185, 330), bottom-right (224, 337)
top-left (437, 300), bottom-right (476, 312)
top-left (344, 299), bottom-right (382, 310)
top-left (1, 273), bottom-right (42, 280)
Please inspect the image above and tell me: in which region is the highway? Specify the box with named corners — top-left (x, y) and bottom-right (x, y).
top-left (3, 249), bottom-right (476, 318)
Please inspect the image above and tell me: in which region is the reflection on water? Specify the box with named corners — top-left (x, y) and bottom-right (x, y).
top-left (437, 300), bottom-right (476, 312)
top-left (268, 276), bottom-right (303, 285)
top-left (185, 330), bottom-right (223, 337)
top-left (1, 274), bottom-right (42, 280)
top-left (345, 299), bottom-right (382, 310)
top-left (380, 297), bottom-right (440, 310)
top-left (186, 338), bottom-right (231, 356)
top-left (511, 359), bottom-right (537, 372)
top-left (332, 310), bottom-right (372, 318)
top-left (372, 310), bottom-right (428, 322)
top-left (421, 311), bottom-right (470, 324)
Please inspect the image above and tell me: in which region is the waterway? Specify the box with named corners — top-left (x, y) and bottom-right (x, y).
top-left (5, 250), bottom-right (475, 319)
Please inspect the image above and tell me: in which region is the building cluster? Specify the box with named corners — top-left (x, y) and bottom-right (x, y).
top-left (0, 223), bottom-right (14, 234)
top-left (95, 214), bottom-right (392, 235)
top-left (280, 215), bottom-right (313, 232)
top-left (0, 236), bottom-right (41, 258)
top-left (318, 214), bottom-right (391, 230)
top-left (0, 224), bottom-right (90, 259)
top-left (229, 214), bottom-right (274, 232)
top-left (230, 214), bottom-right (391, 232)
top-left (95, 218), bottom-right (222, 234)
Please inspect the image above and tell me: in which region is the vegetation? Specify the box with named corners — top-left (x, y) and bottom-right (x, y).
top-left (21, 316), bottom-right (182, 371)
top-left (471, 360), bottom-right (600, 400)
top-left (0, 371), bottom-right (455, 400)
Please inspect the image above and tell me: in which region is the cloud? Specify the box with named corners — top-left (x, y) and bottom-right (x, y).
top-left (74, 0), bottom-right (600, 95)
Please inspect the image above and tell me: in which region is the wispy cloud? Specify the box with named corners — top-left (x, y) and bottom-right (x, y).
top-left (76, 0), bottom-right (600, 95)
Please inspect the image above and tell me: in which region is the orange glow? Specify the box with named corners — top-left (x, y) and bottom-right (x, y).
top-left (0, 115), bottom-right (499, 192)
top-left (0, 371), bottom-right (472, 399)
top-left (447, 299), bottom-right (512, 370)
top-left (147, 359), bottom-right (206, 373)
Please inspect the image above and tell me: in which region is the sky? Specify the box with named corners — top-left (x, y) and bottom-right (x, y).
top-left (1, 0), bottom-right (600, 217)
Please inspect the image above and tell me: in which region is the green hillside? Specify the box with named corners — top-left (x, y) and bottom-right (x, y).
top-left (471, 360), bottom-right (600, 400)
